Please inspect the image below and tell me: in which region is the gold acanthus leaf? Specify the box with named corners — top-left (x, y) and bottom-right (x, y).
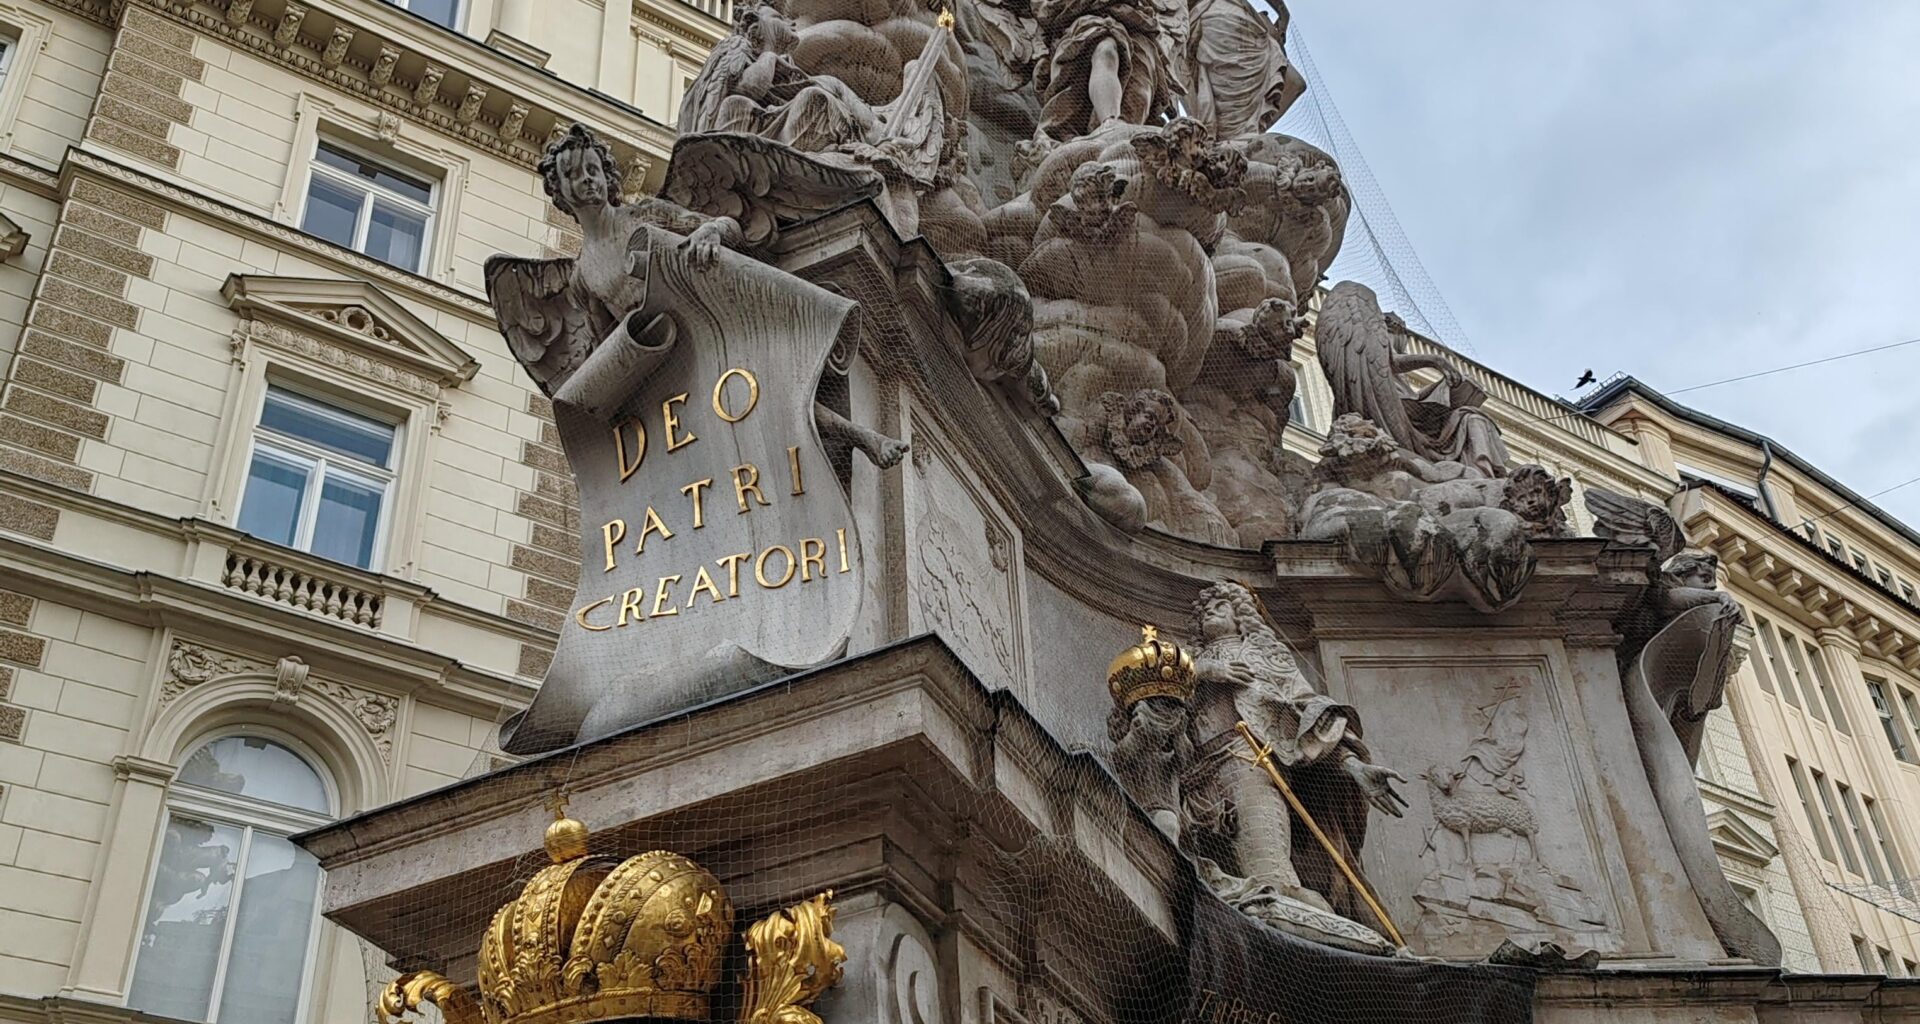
top-left (378, 970), bottom-right (482, 1024)
top-left (739, 891), bottom-right (847, 1024)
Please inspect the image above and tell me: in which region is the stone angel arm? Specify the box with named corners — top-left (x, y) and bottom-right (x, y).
top-left (629, 197), bottom-right (745, 271)
top-left (485, 254), bottom-right (679, 418)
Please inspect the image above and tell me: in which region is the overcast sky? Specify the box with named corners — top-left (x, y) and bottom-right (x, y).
top-left (1273, 1), bottom-right (1920, 528)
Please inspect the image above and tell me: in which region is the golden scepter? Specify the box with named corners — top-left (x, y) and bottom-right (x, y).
top-left (1233, 719), bottom-right (1405, 947)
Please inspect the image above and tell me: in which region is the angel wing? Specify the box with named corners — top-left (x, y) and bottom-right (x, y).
top-left (677, 32), bottom-right (755, 135)
top-left (483, 255), bottom-right (608, 393)
top-left (1315, 281), bottom-right (1415, 444)
top-left (1584, 486), bottom-right (1685, 564)
top-left (660, 132), bottom-right (884, 248)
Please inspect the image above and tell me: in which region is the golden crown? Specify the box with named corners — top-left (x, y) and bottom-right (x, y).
top-left (1107, 624), bottom-right (1195, 709)
top-left (378, 797), bottom-right (845, 1024)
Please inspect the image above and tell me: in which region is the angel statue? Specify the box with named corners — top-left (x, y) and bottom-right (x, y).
top-left (1180, 581), bottom-right (1406, 953)
top-left (486, 124), bottom-right (907, 469)
top-left (1584, 486), bottom-right (1781, 965)
top-left (1316, 281), bottom-right (1510, 479)
top-left (1032, 0), bottom-right (1188, 141)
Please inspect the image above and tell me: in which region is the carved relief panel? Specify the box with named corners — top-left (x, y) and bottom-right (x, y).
top-left (903, 414), bottom-right (1028, 697)
top-left (1319, 650), bottom-right (1627, 957)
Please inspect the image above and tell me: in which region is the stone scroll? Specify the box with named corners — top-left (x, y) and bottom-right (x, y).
top-left (499, 229), bottom-right (866, 754)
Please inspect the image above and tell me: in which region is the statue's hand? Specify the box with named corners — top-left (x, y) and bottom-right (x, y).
top-left (683, 221), bottom-right (729, 270)
top-left (1344, 756), bottom-right (1409, 818)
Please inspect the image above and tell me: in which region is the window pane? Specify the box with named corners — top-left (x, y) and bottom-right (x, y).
top-left (128, 816), bottom-right (243, 1021)
top-left (237, 449), bottom-right (309, 548)
top-left (315, 141), bottom-right (432, 204)
top-left (216, 834), bottom-right (320, 1024)
top-left (403, 0), bottom-right (462, 29)
top-left (365, 198), bottom-right (427, 271)
top-left (312, 472), bottom-right (385, 569)
top-left (300, 172), bottom-right (363, 249)
top-left (261, 387), bottom-right (395, 467)
top-left (179, 736), bottom-right (330, 814)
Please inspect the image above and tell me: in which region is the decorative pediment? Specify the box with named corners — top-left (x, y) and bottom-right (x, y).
top-left (1705, 809), bottom-right (1780, 869)
top-left (223, 274), bottom-right (479, 390)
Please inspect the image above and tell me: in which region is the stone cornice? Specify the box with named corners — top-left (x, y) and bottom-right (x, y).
top-left (135, 0), bottom-right (678, 177)
top-left (61, 147), bottom-right (497, 319)
top-left (223, 273), bottom-right (482, 388)
top-left (632, 0), bottom-right (728, 51)
top-left (1684, 487), bottom-right (1920, 670)
top-left (0, 151), bottom-right (61, 197)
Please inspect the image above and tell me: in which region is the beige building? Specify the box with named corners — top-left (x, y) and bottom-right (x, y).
top-left (0, 1), bottom-right (722, 1021)
top-left (0, 2), bottom-right (1910, 1024)
top-left (1582, 377), bottom-right (1920, 976)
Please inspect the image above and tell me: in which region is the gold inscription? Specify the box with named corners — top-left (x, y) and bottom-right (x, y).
top-left (613, 417), bottom-right (646, 482)
top-left (635, 506), bottom-right (674, 554)
top-left (617, 587), bottom-right (646, 626)
top-left (717, 552), bottom-right (749, 598)
top-left (650, 575), bottom-right (681, 617)
top-left (662, 393), bottom-right (696, 451)
top-left (600, 519), bottom-right (626, 572)
top-left (755, 544), bottom-right (796, 589)
top-left (731, 463), bottom-right (770, 513)
top-left (787, 444), bottom-right (805, 495)
top-left (681, 477), bottom-right (713, 529)
top-left (687, 565), bottom-right (725, 606)
top-left (575, 595), bottom-right (614, 631)
top-left (799, 537), bottom-right (827, 582)
top-left (836, 527), bottom-right (850, 573)
top-left (712, 367), bottom-right (760, 423)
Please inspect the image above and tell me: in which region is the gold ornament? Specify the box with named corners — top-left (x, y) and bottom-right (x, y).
top-left (1106, 624), bottom-right (1196, 709)
top-left (740, 892), bottom-right (847, 1024)
top-left (376, 794), bottom-right (843, 1024)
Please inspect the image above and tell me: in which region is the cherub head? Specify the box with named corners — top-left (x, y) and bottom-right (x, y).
top-left (1501, 465), bottom-right (1574, 538)
top-left (539, 123), bottom-right (624, 218)
top-left (1096, 388), bottom-right (1183, 470)
top-left (1315, 412), bottom-right (1401, 485)
top-left (1664, 552), bottom-right (1720, 590)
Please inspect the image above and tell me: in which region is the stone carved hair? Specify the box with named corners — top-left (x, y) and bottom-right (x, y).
top-left (539, 123), bottom-right (625, 217)
top-left (1501, 465), bottom-right (1574, 538)
top-left (1313, 412), bottom-right (1401, 485)
top-left (1663, 551), bottom-right (1720, 582)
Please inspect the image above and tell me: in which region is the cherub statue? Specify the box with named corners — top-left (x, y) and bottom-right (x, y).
top-left (1585, 488), bottom-right (1741, 759)
top-left (1081, 388), bottom-right (1234, 544)
top-left (486, 125), bottom-right (907, 469)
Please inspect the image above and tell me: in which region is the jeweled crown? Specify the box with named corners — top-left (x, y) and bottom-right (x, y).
top-left (377, 797), bottom-right (844, 1024)
top-left (1107, 624), bottom-right (1196, 708)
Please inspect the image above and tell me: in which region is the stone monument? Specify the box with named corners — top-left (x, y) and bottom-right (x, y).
top-left (293, 4), bottom-right (1870, 1022)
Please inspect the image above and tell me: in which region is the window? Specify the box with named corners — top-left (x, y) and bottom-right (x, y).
top-left (128, 735), bottom-right (332, 1024)
top-left (1788, 758), bottom-right (1834, 861)
top-left (1828, 535), bottom-right (1846, 558)
top-left (1876, 567), bottom-right (1893, 586)
top-left (1864, 797), bottom-right (1905, 879)
top-left (1879, 948), bottom-right (1899, 977)
top-left (1902, 688), bottom-right (1920, 758)
top-left (1905, 959), bottom-right (1918, 978)
top-left (1866, 677), bottom-right (1914, 762)
top-left (236, 385), bottom-right (399, 570)
top-left (1852, 552), bottom-right (1870, 573)
top-left (0, 35), bottom-right (14, 95)
top-left (1812, 768), bottom-right (1859, 873)
top-left (300, 140), bottom-right (435, 272)
top-left (1802, 523), bottom-right (1821, 543)
top-left (1756, 617), bottom-right (1797, 707)
top-left (1803, 641), bottom-right (1850, 733)
top-left (1782, 633), bottom-right (1826, 721)
top-left (1838, 783), bottom-right (1885, 882)
top-left (1901, 581), bottom-right (1916, 604)
top-left (1852, 935), bottom-right (1873, 974)
top-left (384, 0), bottom-right (462, 29)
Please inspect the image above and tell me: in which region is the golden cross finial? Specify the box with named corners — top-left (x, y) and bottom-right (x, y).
top-left (544, 789), bottom-right (571, 821)
top-left (1141, 624), bottom-right (1158, 643)
top-left (937, 6), bottom-right (955, 30)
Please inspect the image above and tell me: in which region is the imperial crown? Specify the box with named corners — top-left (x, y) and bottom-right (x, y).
top-left (378, 799), bottom-right (845, 1024)
top-left (1107, 624), bottom-right (1196, 709)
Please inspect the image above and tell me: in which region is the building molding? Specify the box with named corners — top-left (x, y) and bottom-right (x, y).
top-left (222, 274), bottom-right (480, 388)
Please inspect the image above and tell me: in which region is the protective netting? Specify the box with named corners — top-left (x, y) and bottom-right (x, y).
top-left (335, 0), bottom-right (1793, 1019)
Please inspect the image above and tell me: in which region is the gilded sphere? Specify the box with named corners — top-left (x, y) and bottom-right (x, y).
top-left (545, 816), bottom-right (591, 863)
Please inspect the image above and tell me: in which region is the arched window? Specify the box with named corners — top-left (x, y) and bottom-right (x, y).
top-left (127, 734), bottom-right (334, 1024)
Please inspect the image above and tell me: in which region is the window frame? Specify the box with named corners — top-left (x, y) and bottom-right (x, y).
top-left (300, 136), bottom-right (438, 275)
top-left (1864, 677), bottom-right (1914, 763)
top-left (1781, 628), bottom-right (1825, 720)
top-left (1811, 767), bottom-right (1860, 874)
top-left (385, 0), bottom-right (465, 30)
top-left (1837, 782), bottom-right (1885, 882)
top-left (235, 383), bottom-right (402, 571)
top-left (1863, 795), bottom-right (1906, 880)
top-left (0, 6), bottom-right (54, 155)
top-left (1787, 757), bottom-right (1834, 861)
top-left (1756, 617), bottom-right (1797, 707)
top-left (127, 731), bottom-right (335, 1024)
top-left (1801, 640), bottom-right (1850, 733)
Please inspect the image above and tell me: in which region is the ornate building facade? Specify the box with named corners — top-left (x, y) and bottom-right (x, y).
top-left (0, 2), bottom-right (1910, 1023)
